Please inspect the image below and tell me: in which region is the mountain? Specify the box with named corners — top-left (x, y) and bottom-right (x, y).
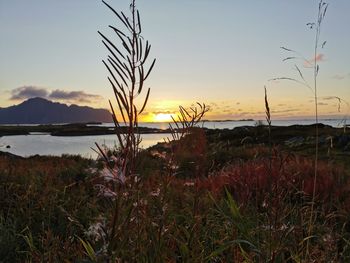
top-left (0, 97), bottom-right (112, 124)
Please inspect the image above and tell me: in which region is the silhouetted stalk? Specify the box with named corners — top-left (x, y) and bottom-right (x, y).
top-left (98, 0), bottom-right (155, 260)
top-left (307, 1), bottom-right (328, 254)
top-left (166, 103), bottom-right (209, 176)
top-left (264, 86), bottom-right (273, 260)
top-left (269, 1), bottom-right (328, 257)
top-left (264, 87), bottom-right (272, 189)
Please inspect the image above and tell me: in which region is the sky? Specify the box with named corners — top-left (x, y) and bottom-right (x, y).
top-left (0, 0), bottom-right (349, 122)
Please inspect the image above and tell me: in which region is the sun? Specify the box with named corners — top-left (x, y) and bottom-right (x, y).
top-left (153, 113), bottom-right (174, 122)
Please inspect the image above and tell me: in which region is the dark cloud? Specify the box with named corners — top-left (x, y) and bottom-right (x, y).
top-left (9, 86), bottom-right (103, 104)
top-left (271, 108), bottom-right (299, 114)
top-left (10, 86), bottom-right (49, 100)
top-left (49, 89), bottom-right (102, 103)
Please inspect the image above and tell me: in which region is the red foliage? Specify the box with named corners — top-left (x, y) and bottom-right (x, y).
top-left (192, 154), bottom-right (348, 206)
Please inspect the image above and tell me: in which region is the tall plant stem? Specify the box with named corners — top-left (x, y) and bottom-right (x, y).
top-left (307, 1), bottom-right (326, 254)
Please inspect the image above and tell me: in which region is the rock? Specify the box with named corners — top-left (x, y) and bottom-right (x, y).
top-left (6, 145), bottom-right (10, 149)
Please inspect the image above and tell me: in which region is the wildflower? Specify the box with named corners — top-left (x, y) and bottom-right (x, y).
top-left (184, 181), bottom-right (195, 187)
top-left (134, 175), bottom-right (140, 183)
top-left (133, 199), bottom-right (148, 207)
top-left (150, 188), bottom-right (160, 197)
top-left (171, 164), bottom-right (179, 170)
top-left (94, 184), bottom-right (117, 199)
top-left (85, 219), bottom-right (107, 242)
top-left (85, 167), bottom-right (98, 174)
top-left (99, 167), bottom-right (125, 184)
top-left (100, 168), bottom-right (116, 182)
top-left (150, 150), bottom-right (167, 159)
top-left (162, 204), bottom-right (168, 213)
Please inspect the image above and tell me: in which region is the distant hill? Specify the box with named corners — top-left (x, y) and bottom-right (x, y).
top-left (0, 97), bottom-right (112, 124)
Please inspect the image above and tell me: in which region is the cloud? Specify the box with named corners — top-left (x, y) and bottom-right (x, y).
top-left (152, 110), bottom-right (174, 115)
top-left (49, 89), bottom-right (102, 103)
top-left (332, 73), bottom-right (350, 80)
top-left (332, 74), bottom-right (346, 80)
top-left (271, 108), bottom-right (299, 114)
top-left (9, 85), bottom-right (103, 104)
top-left (314, 53), bottom-right (325, 62)
top-left (10, 86), bottom-right (49, 100)
top-left (304, 53), bottom-right (325, 67)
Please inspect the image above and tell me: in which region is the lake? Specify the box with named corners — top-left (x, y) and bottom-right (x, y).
top-left (0, 119), bottom-right (347, 158)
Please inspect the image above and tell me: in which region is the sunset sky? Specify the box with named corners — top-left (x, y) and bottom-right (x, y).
top-left (1, 0), bottom-right (349, 122)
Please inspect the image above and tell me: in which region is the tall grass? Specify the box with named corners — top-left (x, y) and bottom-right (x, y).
top-left (95, 0), bottom-right (156, 260)
top-left (270, 1), bottom-right (329, 255)
top-left (98, 0), bottom-right (155, 176)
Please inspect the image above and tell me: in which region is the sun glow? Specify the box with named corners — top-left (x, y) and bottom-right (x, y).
top-left (153, 113), bottom-right (174, 122)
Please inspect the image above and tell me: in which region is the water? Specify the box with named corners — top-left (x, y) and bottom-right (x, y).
top-left (0, 119), bottom-right (346, 157)
top-left (0, 133), bottom-right (170, 158)
top-left (90, 119), bottom-right (347, 130)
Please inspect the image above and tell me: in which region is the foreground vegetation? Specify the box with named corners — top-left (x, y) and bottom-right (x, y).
top-left (1, 125), bottom-right (350, 262)
top-left (1, 0), bottom-right (349, 261)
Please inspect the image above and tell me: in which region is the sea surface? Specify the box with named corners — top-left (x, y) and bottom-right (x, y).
top-left (90, 119), bottom-right (347, 130)
top-left (0, 119), bottom-right (347, 158)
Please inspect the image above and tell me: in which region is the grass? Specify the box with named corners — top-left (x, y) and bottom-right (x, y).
top-left (1, 0), bottom-right (350, 262)
top-left (1, 139), bottom-right (350, 261)
top-left (0, 155), bottom-right (99, 261)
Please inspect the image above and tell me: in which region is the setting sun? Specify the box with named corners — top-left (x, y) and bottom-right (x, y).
top-left (153, 113), bottom-right (174, 122)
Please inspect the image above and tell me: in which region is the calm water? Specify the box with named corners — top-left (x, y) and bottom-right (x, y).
top-left (0, 119), bottom-right (346, 157)
top-left (0, 133), bottom-right (170, 158)
top-left (90, 119), bottom-right (347, 129)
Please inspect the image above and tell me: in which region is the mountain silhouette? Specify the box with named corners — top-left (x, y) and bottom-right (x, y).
top-left (0, 97), bottom-right (112, 124)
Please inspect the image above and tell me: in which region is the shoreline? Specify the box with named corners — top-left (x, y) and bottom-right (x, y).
top-left (0, 122), bottom-right (347, 137)
top-left (0, 123), bottom-right (171, 137)
top-left (1, 123), bottom-right (349, 159)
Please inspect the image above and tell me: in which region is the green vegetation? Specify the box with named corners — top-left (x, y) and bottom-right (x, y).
top-left (1, 125), bottom-right (350, 262)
